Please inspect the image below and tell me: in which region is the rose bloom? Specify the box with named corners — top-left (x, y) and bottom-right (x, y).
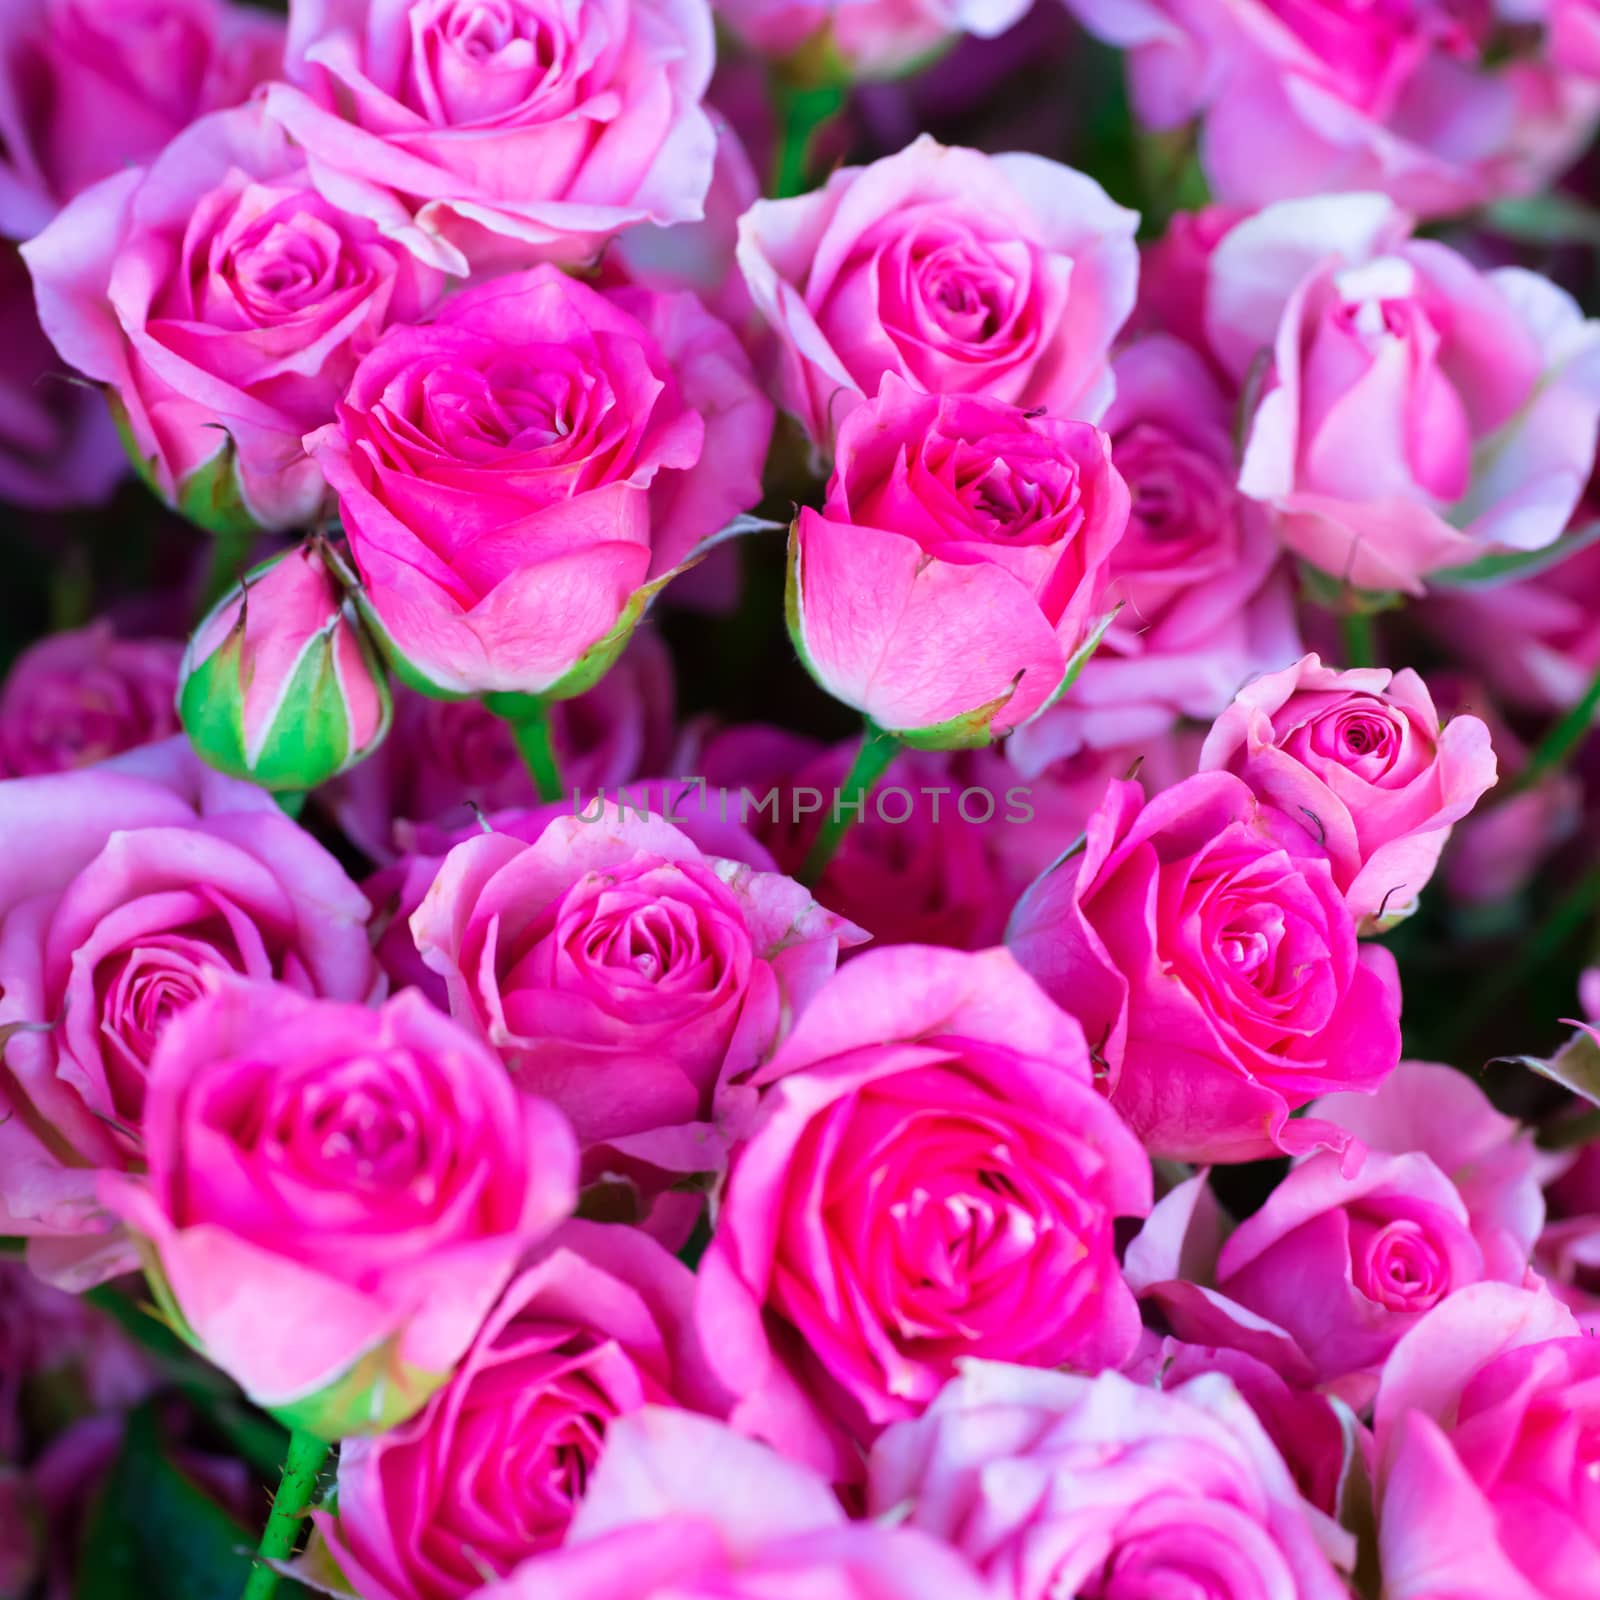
top-left (0, 739), bottom-right (378, 1286)
top-left (869, 1362), bottom-right (1354, 1600)
top-left (738, 135), bottom-right (1138, 451)
top-left (1131, 205), bottom-right (1254, 361)
top-left (23, 105), bottom-right (445, 533)
top-left (477, 1407), bottom-right (990, 1600)
top-left (0, 0), bottom-right (282, 241)
top-left (264, 0), bottom-right (716, 275)
top-left (1207, 194), bottom-right (1600, 593)
top-left (321, 1221), bottom-right (726, 1598)
top-left (1023, 335), bottom-right (1302, 753)
top-left (697, 945), bottom-right (1151, 1481)
top-left (0, 623), bottom-right (181, 777)
top-left (308, 265), bottom-right (772, 699)
top-left (1373, 1283), bottom-right (1598, 1599)
top-left (1201, 653), bottom-right (1497, 928)
top-left (790, 377), bottom-right (1129, 744)
top-left (103, 981), bottom-right (578, 1437)
top-left (1008, 772), bottom-right (1402, 1163)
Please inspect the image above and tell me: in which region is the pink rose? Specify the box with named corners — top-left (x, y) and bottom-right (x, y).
top-left (0, 739), bottom-right (379, 1285)
top-left (263, 0), bottom-right (716, 276)
top-left (410, 806), bottom-right (861, 1227)
top-left (103, 981), bottom-right (578, 1437)
top-left (0, 623), bottom-right (181, 777)
top-left (868, 1362), bottom-right (1354, 1600)
top-left (1201, 653), bottom-right (1497, 927)
top-left (1007, 773), bottom-right (1402, 1162)
top-left (0, 246), bottom-right (123, 509)
top-left (308, 266), bottom-right (773, 699)
top-left (478, 1407), bottom-right (989, 1600)
top-left (1372, 1283), bottom-right (1594, 1600)
top-left (697, 945), bottom-right (1151, 1480)
top-left (1021, 335), bottom-right (1302, 753)
top-left (23, 105), bottom-right (445, 533)
top-left (790, 377), bottom-right (1128, 743)
top-left (321, 1221), bottom-right (725, 1597)
top-left (1209, 194), bottom-right (1600, 592)
top-left (0, 0), bottom-right (282, 241)
top-left (1132, 205), bottom-right (1254, 360)
top-left (737, 134), bottom-right (1139, 450)
top-left (0, 1464), bottom-right (38, 1597)
top-left (1551, 0), bottom-right (1600, 77)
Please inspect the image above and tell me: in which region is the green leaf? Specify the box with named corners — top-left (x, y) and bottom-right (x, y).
top-left (74, 1405), bottom-right (256, 1600)
top-left (1426, 521), bottom-right (1600, 588)
top-left (1485, 194), bottom-right (1600, 250)
top-left (1498, 1025), bottom-right (1600, 1108)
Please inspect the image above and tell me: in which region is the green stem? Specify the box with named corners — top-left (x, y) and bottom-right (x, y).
top-left (771, 79), bottom-right (847, 199)
top-left (503, 699), bottom-right (565, 804)
top-left (1517, 662), bottom-right (1600, 792)
top-left (242, 1429), bottom-right (332, 1600)
top-left (801, 723), bottom-right (900, 886)
top-left (199, 525), bottom-right (255, 617)
top-left (1339, 610), bottom-right (1377, 669)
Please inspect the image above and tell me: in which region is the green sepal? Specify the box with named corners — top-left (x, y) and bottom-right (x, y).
top-left (1297, 564), bottom-right (1404, 616)
top-left (108, 392), bottom-right (259, 538)
top-left (1427, 519), bottom-right (1600, 588)
top-left (266, 1334), bottom-right (449, 1442)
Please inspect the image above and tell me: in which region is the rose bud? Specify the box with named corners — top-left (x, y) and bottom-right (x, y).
top-left (179, 543), bottom-right (392, 792)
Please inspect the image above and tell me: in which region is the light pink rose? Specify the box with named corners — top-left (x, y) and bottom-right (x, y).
top-left (263, 0), bottom-right (716, 276)
top-left (738, 134), bottom-right (1139, 451)
top-left (696, 945), bottom-right (1151, 1480)
top-left (308, 266), bottom-right (773, 699)
top-left (321, 1221), bottom-right (726, 1598)
top-left (1007, 772), bottom-right (1402, 1162)
top-left (1131, 205), bottom-right (1253, 360)
top-left (1020, 335), bottom-right (1301, 754)
top-left (0, 0), bottom-right (282, 241)
top-left (103, 980), bottom-right (578, 1437)
top-left (1201, 653), bottom-right (1497, 927)
top-left (0, 740), bottom-right (381, 1288)
top-left (1208, 194), bottom-right (1600, 593)
top-left (1372, 1283), bottom-right (1594, 1600)
top-left (478, 1407), bottom-right (989, 1600)
top-left (0, 246), bottom-right (123, 509)
top-left (22, 105), bottom-right (445, 533)
top-left (868, 1362), bottom-right (1354, 1600)
top-left (0, 623), bottom-right (181, 777)
top-left (790, 376), bottom-right (1128, 743)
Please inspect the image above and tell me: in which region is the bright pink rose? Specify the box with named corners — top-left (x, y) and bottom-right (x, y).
top-left (0, 246), bottom-right (123, 509)
top-left (321, 1221), bottom-right (725, 1597)
top-left (1021, 335), bottom-right (1301, 754)
top-left (0, 623), bottom-right (181, 777)
top-left (738, 135), bottom-right (1139, 450)
top-left (0, 740), bottom-right (380, 1286)
top-left (868, 1362), bottom-right (1354, 1600)
top-left (0, 0), bottom-right (282, 241)
top-left (790, 377), bottom-right (1128, 744)
top-left (697, 945), bottom-right (1151, 1480)
top-left (1201, 653), bottom-right (1497, 927)
top-left (1209, 194), bottom-right (1600, 593)
top-left (1550, 0), bottom-right (1600, 77)
top-left (264, 0), bottom-right (716, 275)
top-left (1132, 205), bottom-right (1253, 359)
top-left (478, 1407), bottom-right (989, 1600)
top-left (103, 981), bottom-right (578, 1437)
top-left (308, 266), bottom-right (772, 699)
top-left (1373, 1283), bottom-right (1595, 1600)
top-left (1008, 772), bottom-right (1402, 1162)
top-left (23, 105), bottom-right (445, 533)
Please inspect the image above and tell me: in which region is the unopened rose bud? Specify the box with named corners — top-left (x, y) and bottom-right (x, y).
top-left (179, 543), bottom-right (392, 792)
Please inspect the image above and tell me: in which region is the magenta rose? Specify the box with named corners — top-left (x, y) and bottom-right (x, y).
top-left (0, 623), bottom-right (181, 777)
top-left (0, 739), bottom-right (379, 1286)
top-left (1201, 653), bottom-right (1497, 928)
top-left (308, 266), bottom-right (773, 699)
top-left (1373, 1283), bottom-right (1596, 1600)
top-left (320, 1221), bottom-right (725, 1597)
top-left (103, 981), bottom-right (578, 1438)
top-left (790, 376), bottom-right (1128, 744)
top-left (23, 105), bottom-right (445, 533)
top-left (1208, 194), bottom-right (1600, 592)
top-left (0, 0), bottom-right (282, 241)
top-left (868, 1362), bottom-right (1354, 1600)
top-left (1008, 772), bottom-right (1402, 1162)
top-left (264, 0), bottom-right (716, 275)
top-left (738, 134), bottom-right (1138, 450)
top-left (477, 1407), bottom-right (989, 1600)
top-left (696, 945), bottom-right (1151, 1480)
